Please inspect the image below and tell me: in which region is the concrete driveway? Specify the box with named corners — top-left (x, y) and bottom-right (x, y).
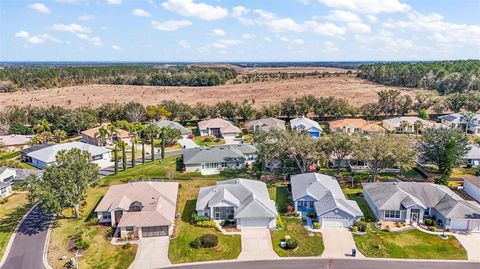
top-left (129, 237), bottom-right (171, 269)
top-left (455, 233), bottom-right (480, 261)
top-left (178, 138), bottom-right (199, 149)
top-left (238, 228), bottom-right (278, 261)
top-left (321, 228), bottom-right (363, 258)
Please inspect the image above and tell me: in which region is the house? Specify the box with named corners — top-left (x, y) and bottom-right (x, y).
top-left (439, 113), bottom-right (480, 134)
top-left (0, 135), bottom-right (34, 151)
top-left (382, 116), bottom-right (446, 133)
top-left (291, 173), bottom-right (363, 228)
top-left (463, 144), bottom-right (480, 167)
top-left (182, 144), bottom-right (256, 175)
top-left (248, 118), bottom-right (286, 132)
top-left (81, 125), bottom-right (133, 146)
top-left (0, 168), bottom-right (14, 198)
top-left (26, 142), bottom-right (112, 169)
top-left (0, 167), bottom-right (43, 185)
top-left (95, 181), bottom-right (179, 239)
top-left (196, 178), bottom-right (277, 228)
top-left (290, 116), bottom-right (322, 138)
top-left (328, 118), bottom-right (385, 135)
top-left (198, 118), bottom-right (241, 139)
top-left (464, 177), bottom-right (480, 203)
top-left (363, 182), bottom-right (480, 232)
top-left (156, 120), bottom-right (191, 137)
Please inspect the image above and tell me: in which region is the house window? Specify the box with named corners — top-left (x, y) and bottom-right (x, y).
top-left (309, 201), bottom-right (315, 208)
top-left (384, 210), bottom-right (401, 219)
top-left (126, 226), bottom-right (134, 232)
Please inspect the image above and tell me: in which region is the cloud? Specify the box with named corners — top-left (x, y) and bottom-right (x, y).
top-left (179, 40), bottom-right (191, 48)
top-left (317, 0), bottom-right (410, 14)
top-left (253, 10), bottom-right (304, 33)
top-left (151, 20), bottom-right (192, 31)
top-left (15, 31), bottom-right (61, 44)
top-left (162, 0), bottom-right (228, 21)
top-left (324, 10), bottom-right (361, 22)
top-left (76, 33), bottom-right (102, 46)
top-left (29, 3), bottom-right (51, 14)
top-left (132, 9), bottom-right (151, 17)
top-left (304, 21), bottom-right (346, 36)
top-left (52, 23), bottom-right (90, 33)
top-left (242, 34), bottom-right (256, 39)
top-left (277, 36), bottom-right (304, 45)
top-left (78, 14), bottom-right (94, 21)
top-left (322, 41), bottom-right (339, 52)
top-left (355, 31), bottom-right (416, 51)
top-left (212, 29), bottom-right (226, 36)
top-left (212, 39), bottom-right (242, 49)
top-left (231, 6), bottom-right (249, 17)
top-left (15, 31), bottom-right (30, 38)
top-left (55, 0), bottom-right (86, 3)
top-left (106, 0), bottom-right (122, 5)
top-left (291, 39), bottom-right (305, 45)
top-left (366, 15), bottom-right (378, 23)
top-left (347, 22), bottom-right (371, 33)
top-left (111, 45), bottom-right (121, 50)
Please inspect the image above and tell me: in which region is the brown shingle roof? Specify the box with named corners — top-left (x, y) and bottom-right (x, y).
top-left (81, 124), bottom-right (132, 139)
top-left (329, 118), bottom-right (384, 132)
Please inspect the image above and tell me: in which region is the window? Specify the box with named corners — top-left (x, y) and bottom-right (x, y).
top-left (384, 210), bottom-right (401, 219)
top-left (309, 201), bottom-right (315, 208)
top-left (126, 226), bottom-right (134, 232)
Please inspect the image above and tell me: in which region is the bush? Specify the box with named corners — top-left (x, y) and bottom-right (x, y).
top-left (88, 217), bottom-right (99, 226)
top-left (313, 222), bottom-right (321, 229)
top-left (196, 220), bottom-right (217, 228)
top-left (191, 214), bottom-right (209, 223)
top-left (106, 227), bottom-right (116, 238)
top-left (351, 226), bottom-right (359, 232)
top-left (285, 239), bottom-right (297, 250)
top-left (191, 234), bottom-right (218, 249)
top-left (307, 210), bottom-right (316, 218)
top-left (122, 242), bottom-right (132, 249)
top-left (476, 169), bottom-right (480, 177)
top-left (220, 220), bottom-right (235, 227)
top-left (0, 197), bottom-right (9, 204)
top-left (355, 221), bottom-right (367, 232)
top-left (190, 238), bottom-right (202, 249)
top-left (73, 234), bottom-right (89, 250)
top-left (428, 226), bottom-right (436, 232)
top-left (384, 225), bottom-right (391, 232)
top-left (203, 137), bottom-right (212, 142)
top-left (424, 218), bottom-right (434, 226)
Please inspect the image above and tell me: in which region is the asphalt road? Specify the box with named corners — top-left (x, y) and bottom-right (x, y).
top-left (1, 206), bottom-right (54, 269)
top-left (166, 259), bottom-right (480, 269)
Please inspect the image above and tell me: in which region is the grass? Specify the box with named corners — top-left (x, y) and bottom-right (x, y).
top-left (0, 193), bottom-right (31, 260)
top-left (275, 186), bottom-right (291, 214)
top-left (168, 179), bottom-right (241, 263)
top-left (0, 151), bottom-right (21, 160)
top-left (353, 223), bottom-right (467, 260)
top-left (193, 136), bottom-right (225, 147)
top-left (451, 167), bottom-right (478, 178)
top-left (270, 217), bottom-right (324, 257)
top-left (342, 186), bottom-right (376, 222)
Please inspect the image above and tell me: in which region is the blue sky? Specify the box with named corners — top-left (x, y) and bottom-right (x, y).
top-left (1, 0), bottom-right (479, 61)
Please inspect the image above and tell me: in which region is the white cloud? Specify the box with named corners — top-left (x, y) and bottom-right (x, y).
top-left (291, 39), bottom-right (305, 45)
top-left (132, 9), bottom-right (151, 17)
top-left (322, 41), bottom-right (339, 52)
top-left (264, 37), bottom-right (272, 42)
top-left (111, 45), bottom-right (121, 50)
top-left (366, 15), bottom-right (378, 23)
top-left (304, 21), bottom-right (346, 36)
top-left (76, 33), bottom-right (102, 46)
top-left (162, 0), bottom-right (228, 21)
top-left (212, 29), bottom-right (226, 36)
top-left (212, 39), bottom-right (242, 49)
top-left (29, 3), bottom-right (51, 14)
top-left (26, 36), bottom-right (45, 44)
top-left (151, 20), bottom-right (192, 31)
top-left (179, 40), bottom-right (191, 48)
top-left (15, 31), bottom-right (61, 45)
top-left (78, 14), bottom-right (94, 21)
top-left (237, 17), bottom-right (255, 26)
top-left (324, 10), bottom-right (361, 22)
top-left (15, 31), bottom-right (30, 38)
top-left (52, 23), bottom-right (90, 33)
top-left (106, 0), bottom-right (122, 5)
top-left (254, 9), bottom-right (303, 33)
top-left (277, 36), bottom-right (304, 45)
top-left (317, 0), bottom-right (410, 14)
top-left (231, 6), bottom-right (249, 17)
top-left (355, 31), bottom-right (415, 51)
top-left (55, 0), bottom-right (85, 3)
top-left (347, 22), bottom-right (371, 33)
top-left (242, 34), bottom-right (256, 39)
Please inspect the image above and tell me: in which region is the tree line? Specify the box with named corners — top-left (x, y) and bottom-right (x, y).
top-left (359, 60), bottom-right (480, 94)
top-left (0, 65), bottom-right (237, 91)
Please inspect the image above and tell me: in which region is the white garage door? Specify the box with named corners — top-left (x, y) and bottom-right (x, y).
top-left (322, 217), bottom-right (350, 228)
top-left (468, 220), bottom-right (480, 232)
top-left (241, 218), bottom-right (270, 228)
top-left (451, 219), bottom-right (469, 230)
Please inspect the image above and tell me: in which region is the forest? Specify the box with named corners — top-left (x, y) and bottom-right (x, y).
top-left (0, 65), bottom-right (237, 91)
top-left (358, 60), bottom-right (480, 94)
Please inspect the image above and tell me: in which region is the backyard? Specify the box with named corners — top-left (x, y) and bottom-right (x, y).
top-left (0, 193), bottom-right (31, 260)
top-left (342, 186), bottom-right (376, 222)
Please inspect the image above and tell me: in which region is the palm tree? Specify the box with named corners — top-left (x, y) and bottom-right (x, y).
top-left (461, 112), bottom-right (475, 135)
top-left (53, 129), bottom-right (67, 143)
top-left (413, 120), bottom-right (424, 135)
top-left (144, 123), bottom-right (160, 161)
top-left (33, 119), bottom-right (51, 134)
top-left (94, 126), bottom-right (109, 146)
top-left (399, 120), bottom-right (410, 133)
top-left (107, 124), bottom-right (118, 144)
top-left (114, 143), bottom-right (118, 175)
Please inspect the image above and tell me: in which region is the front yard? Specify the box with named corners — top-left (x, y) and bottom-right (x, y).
top-left (0, 193), bottom-right (31, 260)
top-left (353, 223), bottom-right (467, 260)
top-left (271, 217), bottom-right (324, 257)
top-left (193, 136), bottom-right (225, 147)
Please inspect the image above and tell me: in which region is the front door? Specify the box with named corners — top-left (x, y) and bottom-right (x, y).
top-left (114, 210), bottom-right (123, 225)
top-left (410, 209), bottom-right (420, 223)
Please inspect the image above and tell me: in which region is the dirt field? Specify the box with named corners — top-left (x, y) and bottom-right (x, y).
top-left (0, 75), bottom-right (415, 111)
top-left (243, 66), bottom-right (353, 74)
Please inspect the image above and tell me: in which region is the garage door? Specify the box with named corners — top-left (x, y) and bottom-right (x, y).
top-left (322, 217), bottom-right (350, 228)
top-left (451, 219), bottom-right (469, 230)
top-left (241, 218), bottom-right (270, 228)
top-left (468, 220), bottom-right (480, 232)
top-left (142, 226), bottom-right (168, 237)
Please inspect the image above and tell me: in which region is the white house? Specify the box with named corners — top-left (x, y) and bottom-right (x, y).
top-left (382, 116), bottom-right (446, 133)
top-left (290, 116), bottom-right (323, 138)
top-left (0, 168), bottom-right (15, 198)
top-left (198, 118), bottom-right (241, 139)
top-left (439, 113), bottom-right (480, 135)
top-left (464, 177), bottom-right (480, 203)
top-left (463, 144), bottom-right (480, 168)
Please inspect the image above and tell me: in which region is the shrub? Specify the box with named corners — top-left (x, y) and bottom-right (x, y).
top-left (307, 210), bottom-right (316, 218)
top-left (287, 204), bottom-right (294, 213)
top-left (428, 226), bottom-right (436, 232)
top-left (313, 222), bottom-right (321, 229)
top-left (191, 214), bottom-right (209, 223)
top-left (195, 220), bottom-right (217, 228)
top-left (355, 221), bottom-right (367, 232)
top-left (106, 227), bottom-right (116, 238)
top-left (122, 242), bottom-right (131, 249)
top-left (476, 169), bottom-right (480, 177)
top-left (351, 226), bottom-right (359, 232)
top-left (203, 137), bottom-right (212, 142)
top-left (424, 218), bottom-right (434, 226)
top-left (384, 225), bottom-right (391, 232)
top-left (395, 222), bottom-right (402, 228)
top-left (190, 238), bottom-right (202, 249)
top-left (191, 234), bottom-right (218, 249)
top-left (0, 197), bottom-right (9, 204)
top-left (285, 239), bottom-right (297, 250)
top-left (88, 217), bottom-right (99, 226)
top-left (73, 234), bottom-right (89, 250)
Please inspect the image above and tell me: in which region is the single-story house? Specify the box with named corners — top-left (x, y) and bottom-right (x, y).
top-left (248, 118), bottom-right (286, 132)
top-left (0, 135), bottom-right (34, 151)
top-left (291, 173), bottom-right (363, 228)
top-left (382, 116), bottom-right (446, 133)
top-left (156, 120), bottom-right (191, 137)
top-left (290, 116), bottom-right (323, 138)
top-left (463, 144), bottom-right (480, 167)
top-left (196, 178), bottom-right (277, 228)
top-left (81, 125), bottom-right (133, 146)
top-left (182, 144), bottom-right (256, 175)
top-left (0, 168), bottom-right (14, 198)
top-left (95, 181), bottom-right (179, 239)
top-left (439, 113), bottom-right (480, 134)
top-left (198, 118), bottom-right (241, 139)
top-left (26, 142), bottom-right (112, 169)
top-left (363, 182), bottom-right (480, 232)
top-left (329, 118), bottom-right (386, 135)
top-left (464, 177), bottom-right (480, 203)
top-left (0, 167), bottom-right (43, 185)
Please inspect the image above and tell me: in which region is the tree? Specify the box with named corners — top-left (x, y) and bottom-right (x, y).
top-left (131, 136), bottom-right (136, 168)
top-left (52, 129), bottom-right (67, 143)
top-left (94, 126), bottom-right (109, 146)
top-left (414, 120), bottom-right (424, 135)
top-left (120, 141), bottom-right (127, 170)
top-left (25, 148), bottom-right (99, 218)
top-left (324, 133), bottom-right (354, 175)
top-left (399, 120), bottom-right (410, 133)
top-left (460, 112), bottom-right (475, 135)
top-left (419, 128), bottom-right (468, 185)
top-left (125, 102), bottom-right (146, 123)
top-left (145, 104), bottom-right (172, 121)
top-left (114, 143), bottom-right (118, 175)
top-left (142, 139), bottom-right (145, 164)
top-left (144, 123), bottom-right (160, 161)
top-left (33, 119), bottom-right (51, 134)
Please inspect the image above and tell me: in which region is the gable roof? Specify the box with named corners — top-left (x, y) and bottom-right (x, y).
top-left (95, 181), bottom-right (179, 227)
top-left (0, 167), bottom-right (43, 182)
top-left (363, 182), bottom-right (480, 220)
top-left (156, 120), bottom-right (191, 135)
top-left (26, 142), bottom-right (111, 164)
top-left (464, 176), bottom-right (480, 189)
top-left (329, 118), bottom-right (384, 132)
top-left (196, 178), bottom-right (277, 219)
top-left (248, 118), bottom-right (286, 131)
top-left (439, 113), bottom-right (480, 124)
top-left (291, 173), bottom-right (363, 218)
top-left (182, 146), bottom-right (247, 165)
top-left (198, 118), bottom-right (241, 134)
top-left (81, 125), bottom-right (131, 139)
top-left (382, 116), bottom-right (446, 129)
top-left (290, 116), bottom-right (322, 131)
top-left (464, 144), bottom-right (480, 160)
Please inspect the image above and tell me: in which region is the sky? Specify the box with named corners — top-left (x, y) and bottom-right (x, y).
top-left (1, 0), bottom-right (479, 62)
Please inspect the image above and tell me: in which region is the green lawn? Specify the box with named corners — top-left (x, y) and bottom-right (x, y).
top-left (0, 193), bottom-right (31, 260)
top-left (193, 136), bottom-right (225, 147)
top-left (275, 186), bottom-right (291, 214)
top-left (342, 187), bottom-right (376, 222)
top-left (353, 223), bottom-right (467, 260)
top-left (0, 151), bottom-right (21, 160)
top-left (271, 217), bottom-right (324, 257)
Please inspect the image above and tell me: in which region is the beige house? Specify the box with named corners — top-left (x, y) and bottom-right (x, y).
top-left (329, 119), bottom-right (385, 135)
top-left (0, 135), bottom-right (34, 151)
top-left (382, 116), bottom-right (446, 133)
top-left (81, 124), bottom-right (133, 146)
top-left (198, 118), bottom-right (241, 138)
top-left (95, 181), bottom-right (179, 239)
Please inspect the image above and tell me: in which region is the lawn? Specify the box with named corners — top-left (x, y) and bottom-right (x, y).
top-left (451, 167), bottom-right (478, 178)
top-left (168, 179), bottom-right (241, 263)
top-left (342, 187), bottom-right (376, 222)
top-left (193, 136), bottom-right (225, 147)
top-left (270, 217), bottom-right (324, 257)
top-left (353, 223), bottom-right (467, 260)
top-left (0, 193), bottom-right (31, 260)
top-left (0, 151), bottom-right (21, 160)
top-left (275, 186), bottom-right (291, 214)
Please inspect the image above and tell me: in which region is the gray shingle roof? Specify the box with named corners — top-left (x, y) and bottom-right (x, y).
top-left (156, 120), bottom-right (191, 135)
top-left (464, 144), bottom-right (480, 159)
top-left (248, 118), bottom-right (286, 131)
top-left (182, 146), bottom-right (246, 165)
top-left (290, 116), bottom-right (322, 131)
top-left (464, 176), bottom-right (480, 189)
top-left (26, 142), bottom-right (111, 164)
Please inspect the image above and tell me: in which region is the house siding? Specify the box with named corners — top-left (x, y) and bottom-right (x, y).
top-left (465, 180), bottom-right (480, 202)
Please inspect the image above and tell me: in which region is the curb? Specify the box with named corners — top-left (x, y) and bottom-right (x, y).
top-left (43, 223), bottom-right (53, 269)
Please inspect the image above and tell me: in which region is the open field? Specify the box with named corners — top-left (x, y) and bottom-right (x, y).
top-left (0, 75), bottom-right (415, 111)
top-left (241, 66), bottom-right (353, 74)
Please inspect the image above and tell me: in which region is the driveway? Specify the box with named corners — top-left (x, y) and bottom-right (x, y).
top-left (321, 227), bottom-right (363, 258)
top-left (455, 233), bottom-right (480, 261)
top-left (129, 237), bottom-right (171, 269)
top-left (238, 228), bottom-right (278, 261)
top-left (178, 138), bottom-right (199, 149)
top-left (224, 137), bottom-right (240, 145)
